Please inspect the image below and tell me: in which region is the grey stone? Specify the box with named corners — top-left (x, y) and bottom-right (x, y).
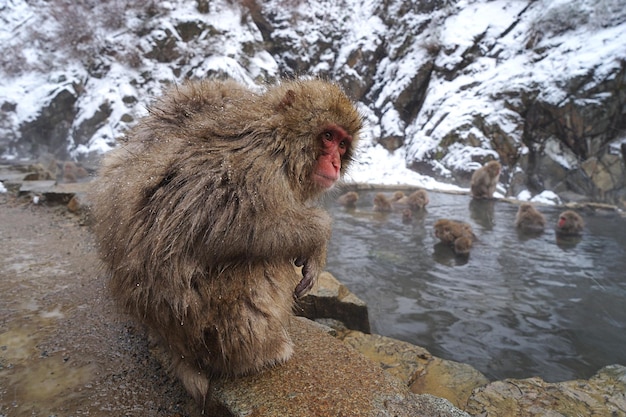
top-left (296, 271), bottom-right (371, 334)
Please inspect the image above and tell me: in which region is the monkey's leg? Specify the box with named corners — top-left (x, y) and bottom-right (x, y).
top-left (172, 356), bottom-right (211, 408)
top-left (196, 264), bottom-right (297, 376)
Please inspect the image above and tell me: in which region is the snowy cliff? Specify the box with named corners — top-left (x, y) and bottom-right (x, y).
top-left (1, 0), bottom-right (625, 203)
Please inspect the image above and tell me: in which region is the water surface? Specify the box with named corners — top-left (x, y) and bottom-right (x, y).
top-left (324, 190), bottom-right (626, 382)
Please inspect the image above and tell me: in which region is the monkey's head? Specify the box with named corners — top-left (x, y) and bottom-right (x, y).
top-left (433, 219), bottom-right (450, 239)
top-left (343, 192), bottom-right (359, 204)
top-left (558, 211), bottom-right (583, 229)
top-left (265, 79), bottom-right (363, 199)
top-left (486, 160), bottom-right (502, 177)
top-left (392, 191), bottom-right (406, 201)
top-left (519, 203), bottom-right (532, 213)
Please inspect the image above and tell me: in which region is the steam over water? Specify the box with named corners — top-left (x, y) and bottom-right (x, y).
top-left (324, 190), bottom-right (626, 382)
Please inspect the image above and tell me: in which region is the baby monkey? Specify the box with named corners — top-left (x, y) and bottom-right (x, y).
top-left (434, 219), bottom-right (476, 255)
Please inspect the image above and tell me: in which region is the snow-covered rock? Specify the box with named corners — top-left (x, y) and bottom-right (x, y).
top-left (1, 0), bottom-right (625, 204)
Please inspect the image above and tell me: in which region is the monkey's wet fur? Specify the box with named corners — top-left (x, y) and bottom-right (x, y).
top-left (90, 78), bottom-right (363, 406)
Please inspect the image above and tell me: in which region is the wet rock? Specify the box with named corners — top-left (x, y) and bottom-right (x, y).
top-left (18, 181), bottom-right (91, 206)
top-left (340, 330), bottom-right (489, 409)
top-left (410, 357), bottom-right (489, 410)
top-left (143, 27), bottom-right (181, 63)
top-left (0, 163), bottom-right (55, 192)
top-left (205, 316), bottom-right (471, 417)
top-left (175, 20), bottom-right (213, 42)
top-left (17, 85), bottom-right (79, 160)
top-left (466, 364), bottom-right (626, 417)
top-left (17, 180), bottom-right (57, 196)
top-left (581, 152), bottom-right (626, 201)
top-left (296, 271), bottom-right (371, 334)
top-left (71, 101), bottom-right (113, 149)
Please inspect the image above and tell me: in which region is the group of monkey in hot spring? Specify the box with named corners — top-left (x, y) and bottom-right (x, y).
top-left (88, 77), bottom-right (584, 408)
top-left (337, 158), bottom-right (584, 256)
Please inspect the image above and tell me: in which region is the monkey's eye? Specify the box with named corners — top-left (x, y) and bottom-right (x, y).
top-left (339, 140), bottom-right (347, 149)
top-left (323, 131), bottom-right (333, 141)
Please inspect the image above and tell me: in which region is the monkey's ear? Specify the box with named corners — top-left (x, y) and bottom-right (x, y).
top-left (276, 89), bottom-right (296, 112)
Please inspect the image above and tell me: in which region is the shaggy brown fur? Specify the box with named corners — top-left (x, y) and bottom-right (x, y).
top-left (337, 191), bottom-right (359, 208)
top-left (515, 203), bottom-right (546, 233)
top-left (373, 192), bottom-right (393, 212)
top-left (396, 189), bottom-right (429, 210)
top-left (434, 219), bottom-right (475, 255)
top-left (470, 160), bottom-right (501, 199)
top-left (556, 210), bottom-right (584, 235)
top-left (89, 78), bottom-right (362, 405)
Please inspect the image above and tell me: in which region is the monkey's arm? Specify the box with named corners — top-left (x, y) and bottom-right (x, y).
top-left (229, 205), bottom-right (331, 263)
top-left (210, 203), bottom-right (332, 298)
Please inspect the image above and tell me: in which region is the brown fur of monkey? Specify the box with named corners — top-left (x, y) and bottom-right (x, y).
top-left (395, 189), bottom-right (429, 210)
top-left (556, 210), bottom-right (584, 235)
top-left (433, 219), bottom-right (474, 244)
top-left (392, 191), bottom-right (406, 201)
top-left (470, 160), bottom-right (501, 199)
top-left (89, 78), bottom-right (362, 405)
top-left (515, 203), bottom-right (546, 233)
top-left (402, 208), bottom-right (413, 223)
top-left (337, 191), bottom-right (359, 208)
top-left (434, 219), bottom-right (475, 255)
top-left (373, 192), bottom-right (393, 212)
top-left (453, 235), bottom-right (473, 256)
top-left (407, 189), bottom-right (429, 210)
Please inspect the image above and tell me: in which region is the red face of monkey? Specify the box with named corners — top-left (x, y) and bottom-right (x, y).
top-left (313, 124), bottom-right (353, 189)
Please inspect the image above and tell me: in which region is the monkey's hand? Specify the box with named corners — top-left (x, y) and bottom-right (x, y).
top-left (293, 257), bottom-right (321, 299)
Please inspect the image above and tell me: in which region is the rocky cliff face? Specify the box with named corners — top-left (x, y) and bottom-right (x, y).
top-left (1, 0), bottom-right (625, 205)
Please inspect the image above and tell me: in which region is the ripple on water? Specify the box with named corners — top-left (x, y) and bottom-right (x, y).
top-left (326, 190), bottom-right (626, 381)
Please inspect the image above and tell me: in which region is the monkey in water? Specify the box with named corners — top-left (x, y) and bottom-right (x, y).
top-left (395, 189), bottom-right (429, 210)
top-left (89, 78), bottom-right (363, 406)
top-left (555, 210), bottom-right (584, 235)
top-left (391, 191), bottom-right (406, 202)
top-left (401, 208), bottom-right (413, 224)
top-left (337, 191), bottom-right (359, 208)
top-left (434, 219), bottom-right (475, 255)
top-left (373, 192), bottom-right (393, 212)
top-left (453, 235), bottom-right (473, 256)
top-left (470, 160), bottom-right (501, 199)
top-left (515, 203), bottom-right (546, 234)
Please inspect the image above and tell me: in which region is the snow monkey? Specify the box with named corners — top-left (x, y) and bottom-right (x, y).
top-left (470, 160), bottom-right (501, 199)
top-left (555, 210), bottom-right (584, 235)
top-left (373, 192), bottom-right (393, 212)
top-left (337, 190), bottom-right (359, 208)
top-left (434, 219), bottom-right (476, 255)
top-left (395, 189), bottom-right (430, 210)
top-left (515, 202), bottom-right (546, 234)
top-left (89, 78), bottom-right (363, 406)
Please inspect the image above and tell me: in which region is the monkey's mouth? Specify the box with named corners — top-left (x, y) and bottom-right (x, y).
top-left (314, 173), bottom-right (338, 189)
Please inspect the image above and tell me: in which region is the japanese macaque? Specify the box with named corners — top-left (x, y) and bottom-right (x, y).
top-left (515, 203), bottom-right (546, 234)
top-left (470, 160), bottom-right (501, 199)
top-left (556, 210), bottom-right (584, 235)
top-left (392, 191), bottom-right (406, 202)
top-left (453, 235), bottom-right (473, 256)
top-left (61, 160), bottom-right (90, 183)
top-left (434, 219), bottom-right (475, 255)
top-left (89, 78), bottom-right (362, 407)
top-left (373, 192), bottom-right (393, 212)
top-left (395, 189), bottom-right (429, 210)
top-left (402, 208), bottom-right (413, 224)
top-left (337, 191), bottom-right (359, 208)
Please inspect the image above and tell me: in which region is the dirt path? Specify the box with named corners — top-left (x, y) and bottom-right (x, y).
top-left (0, 195), bottom-right (198, 416)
